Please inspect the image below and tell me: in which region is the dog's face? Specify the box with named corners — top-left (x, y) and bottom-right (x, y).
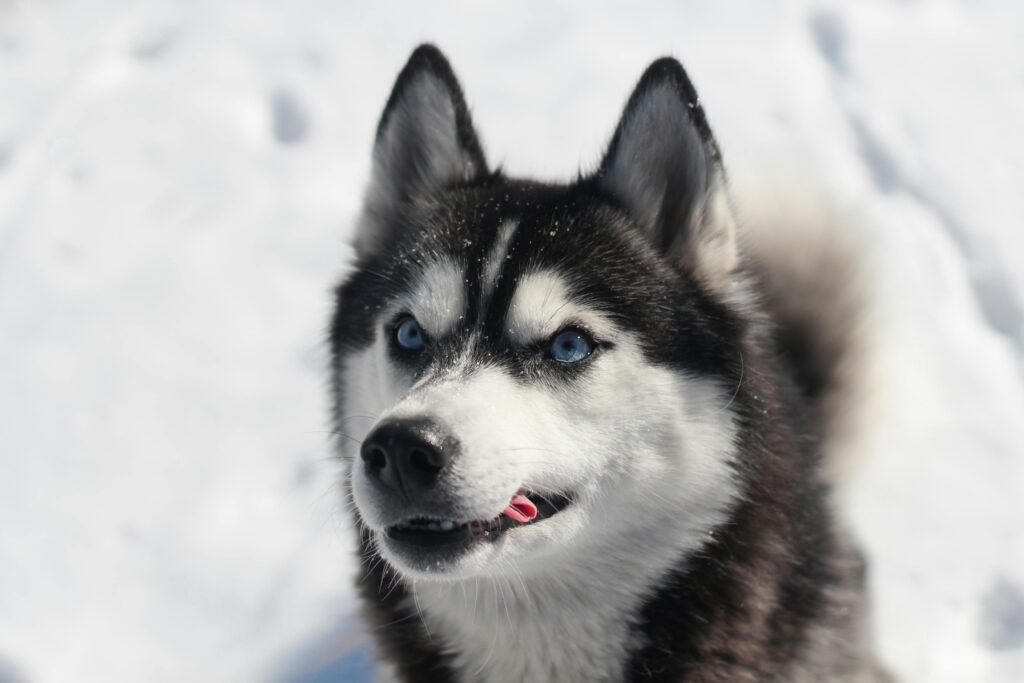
top-left (332, 47), bottom-right (744, 581)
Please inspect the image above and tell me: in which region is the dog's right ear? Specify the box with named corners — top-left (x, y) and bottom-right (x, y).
top-left (354, 44), bottom-right (488, 260)
top-left (596, 58), bottom-right (737, 291)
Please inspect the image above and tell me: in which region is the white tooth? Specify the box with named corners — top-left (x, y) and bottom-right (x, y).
top-left (440, 521), bottom-right (454, 531)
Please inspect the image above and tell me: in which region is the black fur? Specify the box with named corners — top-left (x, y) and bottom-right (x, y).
top-left (376, 44), bottom-right (486, 177)
top-left (329, 44), bottom-right (880, 682)
top-left (622, 330), bottom-right (867, 681)
top-left (596, 56), bottom-right (730, 274)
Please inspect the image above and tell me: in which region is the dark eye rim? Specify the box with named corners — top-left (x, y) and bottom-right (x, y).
top-left (389, 314), bottom-right (429, 353)
top-left (545, 325), bottom-right (604, 364)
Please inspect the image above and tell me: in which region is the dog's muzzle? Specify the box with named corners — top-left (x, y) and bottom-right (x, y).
top-left (359, 417), bottom-right (574, 560)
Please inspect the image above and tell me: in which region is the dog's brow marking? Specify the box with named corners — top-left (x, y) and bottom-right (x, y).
top-left (478, 219), bottom-right (519, 321)
top-left (506, 270), bottom-right (573, 345)
top-left (408, 258), bottom-right (465, 338)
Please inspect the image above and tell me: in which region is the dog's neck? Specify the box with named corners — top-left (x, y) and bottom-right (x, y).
top-left (410, 530), bottom-right (700, 683)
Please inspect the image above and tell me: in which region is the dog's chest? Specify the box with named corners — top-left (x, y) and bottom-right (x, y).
top-left (416, 579), bottom-right (640, 683)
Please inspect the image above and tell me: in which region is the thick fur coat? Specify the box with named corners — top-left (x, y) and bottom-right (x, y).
top-left (329, 45), bottom-right (887, 683)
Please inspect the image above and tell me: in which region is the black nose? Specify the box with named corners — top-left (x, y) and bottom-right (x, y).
top-left (360, 419), bottom-right (455, 499)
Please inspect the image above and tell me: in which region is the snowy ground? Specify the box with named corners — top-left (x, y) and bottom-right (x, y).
top-left (1, 1), bottom-right (1022, 681)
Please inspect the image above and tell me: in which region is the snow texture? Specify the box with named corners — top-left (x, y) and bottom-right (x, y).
top-left (0, 1), bottom-right (1022, 682)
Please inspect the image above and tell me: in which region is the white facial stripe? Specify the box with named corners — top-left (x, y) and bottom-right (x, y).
top-left (337, 328), bottom-right (406, 462)
top-left (395, 258), bottom-right (465, 339)
top-left (479, 219), bottom-right (519, 319)
top-left (506, 270), bottom-right (611, 345)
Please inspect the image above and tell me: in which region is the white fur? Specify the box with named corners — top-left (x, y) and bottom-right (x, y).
top-left (343, 263), bottom-right (742, 683)
top-left (505, 270), bottom-right (611, 346)
top-left (406, 364), bottom-right (740, 683)
top-left (339, 329), bottom-right (407, 461)
top-left (478, 219), bottom-right (519, 320)
top-left (402, 258), bottom-right (466, 339)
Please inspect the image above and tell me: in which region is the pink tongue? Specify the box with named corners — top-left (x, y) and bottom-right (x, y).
top-left (501, 493), bottom-right (538, 523)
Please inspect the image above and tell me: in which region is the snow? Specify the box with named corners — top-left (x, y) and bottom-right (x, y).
top-left (0, 1), bottom-right (1021, 681)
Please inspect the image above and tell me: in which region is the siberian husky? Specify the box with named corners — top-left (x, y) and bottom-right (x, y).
top-left (329, 44), bottom-right (887, 683)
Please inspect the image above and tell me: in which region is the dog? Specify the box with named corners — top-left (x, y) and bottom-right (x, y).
top-left (329, 44), bottom-right (887, 683)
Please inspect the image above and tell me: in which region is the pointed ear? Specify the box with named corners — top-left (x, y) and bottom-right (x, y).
top-left (355, 44), bottom-right (488, 259)
top-left (597, 58), bottom-right (737, 289)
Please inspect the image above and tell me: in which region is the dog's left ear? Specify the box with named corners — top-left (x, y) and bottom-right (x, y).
top-left (355, 44), bottom-right (488, 260)
top-left (597, 58), bottom-right (737, 289)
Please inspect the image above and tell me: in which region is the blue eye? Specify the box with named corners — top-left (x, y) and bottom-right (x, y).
top-left (549, 328), bottom-right (594, 363)
top-left (395, 318), bottom-right (425, 350)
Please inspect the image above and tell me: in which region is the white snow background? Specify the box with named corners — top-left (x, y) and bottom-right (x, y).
top-left (1, 1), bottom-right (1022, 681)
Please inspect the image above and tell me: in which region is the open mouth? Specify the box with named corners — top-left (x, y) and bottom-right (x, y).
top-left (384, 490), bottom-right (574, 549)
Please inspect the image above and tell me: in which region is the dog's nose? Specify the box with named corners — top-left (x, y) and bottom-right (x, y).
top-left (360, 419), bottom-right (454, 498)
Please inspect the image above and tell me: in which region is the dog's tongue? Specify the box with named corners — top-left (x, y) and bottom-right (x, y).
top-left (501, 493), bottom-right (537, 523)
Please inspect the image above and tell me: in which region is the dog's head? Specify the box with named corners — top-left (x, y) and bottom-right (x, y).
top-left (331, 45), bottom-right (744, 581)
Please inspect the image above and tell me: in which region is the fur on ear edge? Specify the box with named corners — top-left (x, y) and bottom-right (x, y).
top-left (355, 44), bottom-right (488, 260)
top-left (597, 57), bottom-right (738, 291)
